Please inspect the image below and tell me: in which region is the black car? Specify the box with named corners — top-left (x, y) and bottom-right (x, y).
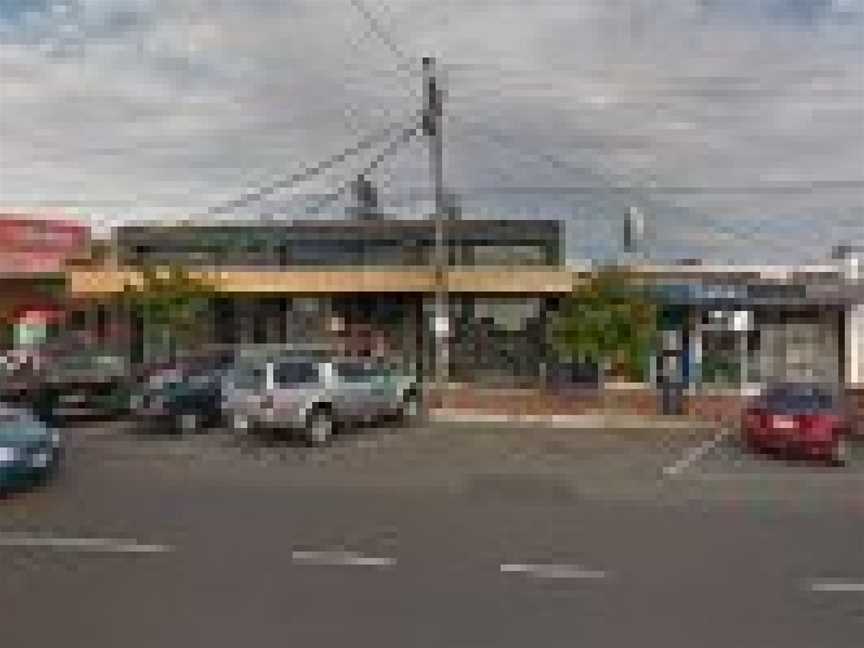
top-left (129, 351), bottom-right (234, 433)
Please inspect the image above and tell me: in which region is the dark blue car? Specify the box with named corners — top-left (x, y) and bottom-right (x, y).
top-left (0, 404), bottom-right (62, 493)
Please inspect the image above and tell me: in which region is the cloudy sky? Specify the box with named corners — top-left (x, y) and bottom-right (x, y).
top-left (1, 0), bottom-right (862, 262)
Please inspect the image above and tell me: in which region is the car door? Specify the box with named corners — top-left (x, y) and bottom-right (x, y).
top-left (332, 360), bottom-right (380, 421)
top-left (223, 360), bottom-right (268, 423)
top-left (270, 359), bottom-right (322, 426)
top-left (366, 361), bottom-right (403, 416)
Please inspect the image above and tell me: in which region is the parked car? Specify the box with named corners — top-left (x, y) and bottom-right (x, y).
top-left (0, 403), bottom-right (62, 493)
top-left (221, 352), bottom-right (422, 445)
top-left (741, 382), bottom-right (855, 465)
top-left (129, 351), bottom-right (235, 433)
top-left (29, 349), bottom-right (133, 424)
top-left (0, 349), bottom-right (42, 404)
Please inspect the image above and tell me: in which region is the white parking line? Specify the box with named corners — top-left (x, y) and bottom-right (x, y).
top-left (0, 533), bottom-right (174, 554)
top-left (291, 550), bottom-right (397, 568)
top-left (807, 580), bottom-right (864, 593)
top-left (500, 563), bottom-right (607, 580)
top-left (662, 427), bottom-right (734, 477)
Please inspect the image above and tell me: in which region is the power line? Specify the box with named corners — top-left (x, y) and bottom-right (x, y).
top-left (348, 0), bottom-right (412, 67)
top-left (204, 110), bottom-right (421, 217)
top-left (343, 0), bottom-right (837, 263)
top-left (304, 122), bottom-right (421, 217)
top-left (393, 181), bottom-right (864, 197)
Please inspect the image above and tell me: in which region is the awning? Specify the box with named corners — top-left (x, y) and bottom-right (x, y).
top-left (651, 281), bottom-right (862, 308)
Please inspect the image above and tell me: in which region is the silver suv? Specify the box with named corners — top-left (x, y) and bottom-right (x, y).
top-left (221, 352), bottom-right (421, 445)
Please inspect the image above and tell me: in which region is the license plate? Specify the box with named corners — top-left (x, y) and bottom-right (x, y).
top-left (29, 452), bottom-right (49, 469)
top-left (59, 394), bottom-right (86, 405)
top-left (773, 417), bottom-right (796, 429)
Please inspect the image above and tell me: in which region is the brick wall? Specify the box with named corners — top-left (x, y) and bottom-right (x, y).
top-left (685, 393), bottom-right (746, 425)
top-left (436, 384), bottom-right (754, 423)
top-left (435, 385), bottom-right (661, 416)
top-left (435, 385), bottom-right (863, 430)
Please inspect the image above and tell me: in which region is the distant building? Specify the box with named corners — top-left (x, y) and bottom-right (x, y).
top-left (0, 215), bottom-right (90, 352)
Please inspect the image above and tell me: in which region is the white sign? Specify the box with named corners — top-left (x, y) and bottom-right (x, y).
top-left (731, 310), bottom-right (753, 332)
top-left (433, 316), bottom-right (450, 336)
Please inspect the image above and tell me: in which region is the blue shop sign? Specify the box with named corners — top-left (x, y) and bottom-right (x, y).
top-left (653, 282), bottom-right (752, 304)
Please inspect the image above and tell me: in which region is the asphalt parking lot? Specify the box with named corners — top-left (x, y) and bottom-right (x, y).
top-left (44, 416), bottom-right (864, 503)
top-left (2, 417), bottom-right (863, 647)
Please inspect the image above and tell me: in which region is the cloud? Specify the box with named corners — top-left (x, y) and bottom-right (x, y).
top-left (0, 0), bottom-right (861, 261)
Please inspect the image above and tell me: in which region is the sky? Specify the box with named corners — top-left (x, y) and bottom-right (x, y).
top-left (1, 0), bottom-right (862, 263)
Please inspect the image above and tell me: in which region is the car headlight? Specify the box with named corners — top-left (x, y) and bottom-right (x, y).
top-left (0, 446), bottom-right (21, 463)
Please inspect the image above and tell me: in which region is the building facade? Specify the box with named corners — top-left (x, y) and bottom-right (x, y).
top-left (0, 215), bottom-right (90, 353)
top-left (64, 218), bottom-right (864, 392)
top-left (646, 264), bottom-right (864, 392)
top-left (71, 218), bottom-right (564, 383)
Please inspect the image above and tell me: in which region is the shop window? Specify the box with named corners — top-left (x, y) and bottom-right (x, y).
top-left (701, 327), bottom-right (761, 386)
top-left (701, 330), bottom-right (741, 386)
top-left (472, 245), bottom-right (546, 266)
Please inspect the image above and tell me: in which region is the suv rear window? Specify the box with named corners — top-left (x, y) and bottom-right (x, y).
top-left (336, 361), bottom-right (382, 382)
top-left (275, 361), bottom-right (319, 386)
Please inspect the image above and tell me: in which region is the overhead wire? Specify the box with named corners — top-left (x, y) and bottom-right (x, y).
top-left (304, 121), bottom-right (422, 216)
top-left (203, 109), bottom-right (422, 217)
top-left (347, 0), bottom-right (844, 261)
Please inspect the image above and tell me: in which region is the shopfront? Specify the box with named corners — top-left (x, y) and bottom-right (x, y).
top-left (656, 279), bottom-right (851, 392)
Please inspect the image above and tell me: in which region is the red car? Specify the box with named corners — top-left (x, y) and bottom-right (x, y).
top-left (741, 383), bottom-right (855, 465)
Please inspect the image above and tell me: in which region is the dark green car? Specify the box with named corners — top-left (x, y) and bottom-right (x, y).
top-left (31, 351), bottom-right (133, 424)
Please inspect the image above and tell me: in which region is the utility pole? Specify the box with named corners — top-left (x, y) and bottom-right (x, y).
top-left (423, 55), bottom-right (448, 397)
top-left (623, 206), bottom-right (645, 259)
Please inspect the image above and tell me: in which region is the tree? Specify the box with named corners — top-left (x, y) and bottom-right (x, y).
top-left (549, 268), bottom-right (657, 382)
top-left (120, 265), bottom-right (214, 363)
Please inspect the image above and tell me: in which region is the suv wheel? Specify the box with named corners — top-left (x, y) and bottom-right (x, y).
top-left (305, 409), bottom-right (334, 446)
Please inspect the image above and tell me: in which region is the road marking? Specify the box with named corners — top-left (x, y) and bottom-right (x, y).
top-left (291, 550), bottom-right (397, 568)
top-left (662, 427), bottom-right (734, 477)
top-left (808, 580), bottom-right (864, 593)
top-left (0, 533), bottom-right (174, 554)
top-left (500, 562), bottom-right (607, 580)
